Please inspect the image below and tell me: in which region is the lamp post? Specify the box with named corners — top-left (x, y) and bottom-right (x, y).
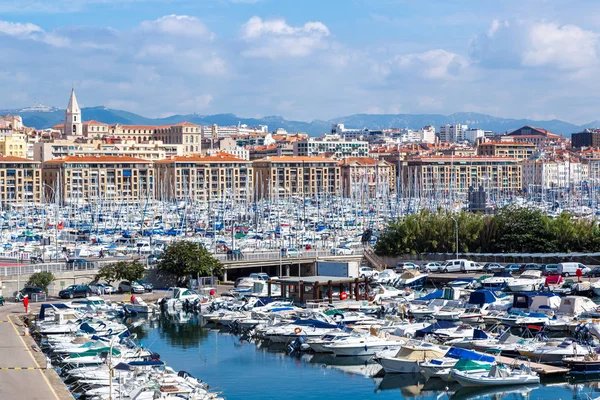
top-left (43, 184), bottom-right (59, 262)
top-left (450, 215), bottom-right (458, 259)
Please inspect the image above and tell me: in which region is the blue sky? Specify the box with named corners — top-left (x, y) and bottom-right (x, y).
top-left (1, 0), bottom-right (600, 123)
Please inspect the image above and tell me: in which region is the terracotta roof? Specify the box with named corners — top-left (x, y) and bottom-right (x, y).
top-left (254, 156), bottom-right (338, 163)
top-left (44, 155), bottom-right (151, 164)
top-left (172, 122), bottom-right (200, 127)
top-left (340, 157), bottom-right (384, 166)
top-left (479, 141), bottom-right (536, 146)
top-left (409, 155), bottom-right (518, 162)
top-left (156, 153), bottom-right (249, 164)
top-left (113, 125), bottom-right (157, 130)
top-left (0, 155), bottom-right (39, 163)
top-left (83, 120), bottom-right (108, 126)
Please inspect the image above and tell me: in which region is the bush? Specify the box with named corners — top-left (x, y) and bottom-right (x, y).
top-left (27, 271), bottom-right (55, 291)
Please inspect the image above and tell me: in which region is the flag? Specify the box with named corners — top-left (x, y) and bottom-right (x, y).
top-left (57, 221), bottom-right (64, 230)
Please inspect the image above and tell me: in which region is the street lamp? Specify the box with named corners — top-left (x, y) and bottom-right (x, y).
top-left (43, 184), bottom-right (60, 263)
top-left (450, 215), bottom-right (458, 259)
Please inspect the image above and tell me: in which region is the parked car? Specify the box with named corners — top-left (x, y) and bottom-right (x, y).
top-left (524, 263), bottom-right (543, 271)
top-left (136, 280), bottom-right (153, 292)
top-left (330, 247), bottom-right (354, 255)
top-left (558, 262), bottom-right (591, 277)
top-left (359, 266), bottom-right (378, 279)
top-left (422, 262), bottom-right (442, 272)
top-left (504, 264), bottom-right (525, 274)
top-left (395, 262), bottom-right (419, 272)
top-left (281, 248), bottom-right (301, 258)
top-left (249, 273), bottom-right (270, 281)
top-left (440, 259), bottom-right (472, 273)
top-left (59, 284), bottom-right (91, 299)
top-left (66, 258), bottom-right (93, 270)
top-left (542, 264), bottom-right (560, 276)
top-left (15, 286), bottom-right (45, 301)
top-left (461, 261), bottom-right (484, 273)
top-left (483, 263), bottom-right (504, 273)
top-left (146, 254), bottom-right (159, 265)
top-left (89, 281), bottom-right (114, 295)
top-left (587, 267), bottom-right (600, 277)
top-left (118, 281), bottom-right (145, 294)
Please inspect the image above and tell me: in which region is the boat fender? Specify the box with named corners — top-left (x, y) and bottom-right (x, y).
top-left (294, 327), bottom-right (302, 334)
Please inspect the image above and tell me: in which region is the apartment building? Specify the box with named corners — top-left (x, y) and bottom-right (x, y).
top-left (154, 153), bottom-right (253, 202)
top-left (403, 156), bottom-right (522, 195)
top-left (33, 139), bottom-right (184, 162)
top-left (0, 134), bottom-right (28, 158)
top-left (339, 157), bottom-right (394, 198)
top-left (43, 156), bottom-right (154, 204)
top-left (154, 122), bottom-right (202, 153)
top-left (521, 159), bottom-right (586, 191)
top-left (0, 156), bottom-right (41, 205)
top-left (293, 138), bottom-right (369, 159)
top-left (477, 141), bottom-right (535, 161)
top-left (253, 156), bottom-right (341, 199)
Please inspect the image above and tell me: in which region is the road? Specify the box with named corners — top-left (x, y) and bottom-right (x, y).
top-left (0, 302), bottom-right (73, 399)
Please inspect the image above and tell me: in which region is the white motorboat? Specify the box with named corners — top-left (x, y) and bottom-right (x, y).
top-left (507, 270), bottom-right (545, 292)
top-left (519, 338), bottom-right (593, 364)
top-left (451, 363), bottom-right (540, 387)
top-left (375, 342), bottom-right (449, 374)
top-left (322, 332), bottom-right (405, 357)
top-left (123, 297), bottom-right (158, 314)
top-left (306, 331), bottom-right (353, 353)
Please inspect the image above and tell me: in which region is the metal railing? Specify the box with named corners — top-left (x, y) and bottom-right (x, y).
top-left (0, 249), bottom-right (366, 276)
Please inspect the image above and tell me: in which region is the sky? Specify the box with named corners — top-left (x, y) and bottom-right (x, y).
top-left (2, 0), bottom-right (600, 123)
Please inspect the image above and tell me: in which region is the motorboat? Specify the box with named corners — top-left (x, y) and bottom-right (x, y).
top-left (375, 342), bottom-right (449, 374)
top-left (451, 363), bottom-right (540, 387)
top-left (507, 271), bottom-right (545, 292)
top-left (322, 330), bottom-right (406, 357)
top-left (519, 338), bottom-right (593, 364)
top-left (480, 272), bottom-right (514, 290)
top-left (123, 296), bottom-right (158, 314)
top-left (420, 347), bottom-right (495, 381)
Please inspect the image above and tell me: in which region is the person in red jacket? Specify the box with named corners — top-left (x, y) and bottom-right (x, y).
top-left (576, 267), bottom-right (583, 283)
top-left (23, 295), bottom-right (29, 314)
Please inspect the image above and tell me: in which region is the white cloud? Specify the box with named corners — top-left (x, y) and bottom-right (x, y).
top-left (241, 16), bottom-right (330, 58)
top-left (392, 49), bottom-right (469, 80)
top-left (0, 20), bottom-right (70, 47)
top-left (138, 14), bottom-right (215, 40)
top-left (471, 19), bottom-right (599, 70)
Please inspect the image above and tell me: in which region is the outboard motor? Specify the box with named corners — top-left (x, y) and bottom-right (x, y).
top-left (287, 335), bottom-right (307, 354)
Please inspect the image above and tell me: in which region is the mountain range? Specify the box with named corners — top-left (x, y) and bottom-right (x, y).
top-left (1, 106), bottom-right (597, 137)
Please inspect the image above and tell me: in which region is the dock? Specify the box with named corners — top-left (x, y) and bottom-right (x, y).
top-left (495, 354), bottom-right (569, 375)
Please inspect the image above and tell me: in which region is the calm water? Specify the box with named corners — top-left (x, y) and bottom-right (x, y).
top-left (131, 313), bottom-right (600, 400)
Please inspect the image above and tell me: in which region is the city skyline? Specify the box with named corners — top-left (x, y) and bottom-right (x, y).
top-left (2, 0), bottom-right (600, 123)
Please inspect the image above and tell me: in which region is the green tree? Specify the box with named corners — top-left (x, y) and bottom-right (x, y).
top-left (27, 271), bottom-right (55, 291)
top-left (96, 260), bottom-right (147, 283)
top-left (157, 241), bottom-right (223, 284)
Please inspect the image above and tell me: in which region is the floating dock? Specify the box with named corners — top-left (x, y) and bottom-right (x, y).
top-left (495, 354), bottom-right (569, 375)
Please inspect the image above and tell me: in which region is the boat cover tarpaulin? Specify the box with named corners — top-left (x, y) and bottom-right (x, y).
top-left (468, 290), bottom-right (504, 306)
top-left (415, 321), bottom-right (456, 338)
top-left (446, 347), bottom-right (495, 363)
top-left (417, 289), bottom-right (443, 301)
top-left (38, 303), bottom-right (71, 320)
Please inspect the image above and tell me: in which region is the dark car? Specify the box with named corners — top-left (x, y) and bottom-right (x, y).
top-left (505, 264), bottom-right (525, 274)
top-left (587, 267), bottom-right (600, 277)
top-left (483, 263), bottom-right (504, 273)
top-left (59, 284), bottom-right (91, 299)
top-left (66, 258), bottom-right (93, 270)
top-left (542, 264), bottom-right (560, 276)
top-left (524, 263), bottom-right (542, 271)
top-left (136, 280), bottom-right (153, 292)
top-left (16, 286), bottom-right (45, 301)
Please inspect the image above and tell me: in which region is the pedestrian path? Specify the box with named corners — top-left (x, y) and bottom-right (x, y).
top-left (0, 303), bottom-right (72, 399)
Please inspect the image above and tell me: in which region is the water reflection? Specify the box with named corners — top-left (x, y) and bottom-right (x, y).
top-left (133, 311), bottom-right (600, 400)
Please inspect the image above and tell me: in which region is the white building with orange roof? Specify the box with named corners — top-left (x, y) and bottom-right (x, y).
top-left (42, 155), bottom-right (154, 204)
top-left (403, 155), bottom-right (522, 195)
top-left (154, 153), bottom-right (252, 202)
top-left (252, 156), bottom-right (341, 200)
top-left (0, 156), bottom-right (41, 205)
top-left (339, 157), bottom-right (394, 198)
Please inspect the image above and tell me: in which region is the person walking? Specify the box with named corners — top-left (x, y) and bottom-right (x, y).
top-left (23, 295), bottom-right (29, 314)
top-left (576, 267), bottom-right (583, 283)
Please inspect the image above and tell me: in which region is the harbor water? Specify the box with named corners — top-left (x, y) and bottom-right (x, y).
top-left (132, 313), bottom-right (600, 400)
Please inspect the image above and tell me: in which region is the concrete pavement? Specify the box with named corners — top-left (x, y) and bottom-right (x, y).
top-left (0, 302), bottom-right (73, 400)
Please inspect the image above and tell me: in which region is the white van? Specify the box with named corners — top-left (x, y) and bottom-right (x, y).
top-left (440, 259), bottom-right (482, 273)
top-left (557, 262), bottom-right (590, 277)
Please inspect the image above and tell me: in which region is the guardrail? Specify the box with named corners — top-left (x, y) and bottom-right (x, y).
top-left (0, 249), bottom-right (366, 276)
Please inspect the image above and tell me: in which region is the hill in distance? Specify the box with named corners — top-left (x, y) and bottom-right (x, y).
top-left (0, 105), bottom-right (594, 137)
